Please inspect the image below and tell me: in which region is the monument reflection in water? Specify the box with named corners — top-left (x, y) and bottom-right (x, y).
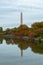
top-left (0, 36), bottom-right (43, 57)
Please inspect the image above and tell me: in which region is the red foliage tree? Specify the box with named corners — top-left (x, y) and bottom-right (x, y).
top-left (19, 30), bottom-right (24, 36)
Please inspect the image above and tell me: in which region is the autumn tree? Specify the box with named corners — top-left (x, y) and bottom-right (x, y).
top-left (31, 22), bottom-right (43, 30)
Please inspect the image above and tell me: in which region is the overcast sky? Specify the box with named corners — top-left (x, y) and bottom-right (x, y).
top-left (0, 0), bottom-right (43, 29)
top-left (0, 0), bottom-right (43, 9)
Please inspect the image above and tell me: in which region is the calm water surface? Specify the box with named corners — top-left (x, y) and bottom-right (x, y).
top-left (0, 38), bottom-right (43, 65)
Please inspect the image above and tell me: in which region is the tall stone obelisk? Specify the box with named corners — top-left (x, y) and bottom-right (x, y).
top-left (21, 12), bottom-right (23, 25)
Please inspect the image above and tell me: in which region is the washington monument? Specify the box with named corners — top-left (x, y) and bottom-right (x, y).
top-left (20, 12), bottom-right (23, 25)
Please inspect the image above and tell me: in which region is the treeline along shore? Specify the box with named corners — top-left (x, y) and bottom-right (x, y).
top-left (0, 21), bottom-right (43, 41)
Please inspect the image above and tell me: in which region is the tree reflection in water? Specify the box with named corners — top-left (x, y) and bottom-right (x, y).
top-left (0, 37), bottom-right (43, 56)
top-left (0, 37), bottom-right (3, 44)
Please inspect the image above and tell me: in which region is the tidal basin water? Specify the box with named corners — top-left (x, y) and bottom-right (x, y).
top-left (0, 38), bottom-right (43, 65)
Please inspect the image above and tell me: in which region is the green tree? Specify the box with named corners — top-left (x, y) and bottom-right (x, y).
top-left (31, 22), bottom-right (43, 30)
